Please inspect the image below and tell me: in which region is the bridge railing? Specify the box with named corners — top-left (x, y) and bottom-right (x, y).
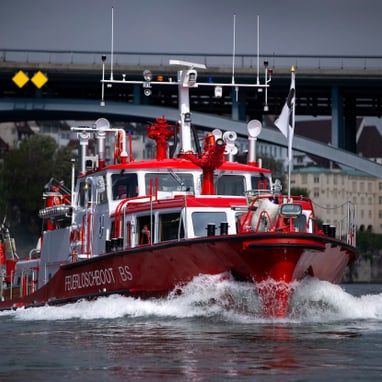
top-left (2, 49), bottom-right (382, 71)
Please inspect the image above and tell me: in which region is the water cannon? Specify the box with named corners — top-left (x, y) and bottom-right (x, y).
top-left (223, 131), bottom-right (237, 144)
top-left (223, 131), bottom-right (238, 161)
top-left (247, 119), bottom-right (262, 165)
top-left (212, 129), bottom-right (222, 141)
top-left (215, 138), bottom-right (225, 147)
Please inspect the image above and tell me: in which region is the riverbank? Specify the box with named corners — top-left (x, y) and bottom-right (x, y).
top-left (343, 253), bottom-right (382, 283)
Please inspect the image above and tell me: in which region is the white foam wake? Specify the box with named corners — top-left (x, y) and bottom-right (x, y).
top-left (1, 275), bottom-right (381, 323)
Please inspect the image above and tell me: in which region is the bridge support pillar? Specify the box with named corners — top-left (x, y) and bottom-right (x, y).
top-left (231, 88), bottom-right (247, 121)
top-left (344, 111), bottom-right (357, 153)
top-left (332, 86), bottom-right (357, 153)
top-left (133, 85), bottom-right (141, 104)
top-left (331, 85), bottom-right (343, 148)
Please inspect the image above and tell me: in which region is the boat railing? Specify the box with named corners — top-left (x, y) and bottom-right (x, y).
top-left (252, 209), bottom-right (277, 232)
top-left (113, 191), bottom-right (190, 248)
top-left (3, 49), bottom-right (382, 72)
top-left (80, 211), bottom-right (94, 258)
top-left (44, 178), bottom-right (72, 205)
top-left (239, 194), bottom-right (279, 233)
top-left (304, 211), bottom-right (316, 234)
top-left (110, 193), bottom-right (159, 250)
top-left (1, 265), bottom-right (39, 300)
top-left (239, 194), bottom-right (319, 234)
top-left (312, 200), bottom-right (357, 246)
top-left (19, 268), bottom-right (38, 297)
top-left (245, 189), bottom-right (275, 205)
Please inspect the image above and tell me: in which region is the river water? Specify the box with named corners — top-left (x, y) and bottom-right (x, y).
top-left (0, 276), bottom-right (382, 381)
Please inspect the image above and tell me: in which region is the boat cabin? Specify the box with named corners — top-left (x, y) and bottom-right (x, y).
top-left (68, 164), bottom-right (272, 255)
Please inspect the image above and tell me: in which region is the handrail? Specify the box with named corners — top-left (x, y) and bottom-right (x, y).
top-left (2, 49), bottom-right (382, 71)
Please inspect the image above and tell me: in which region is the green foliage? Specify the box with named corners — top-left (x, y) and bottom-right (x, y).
top-left (2, 135), bottom-right (74, 235)
top-left (0, 161), bottom-right (7, 215)
top-left (357, 230), bottom-right (382, 255)
top-left (260, 155), bottom-right (285, 188)
top-left (290, 187), bottom-right (309, 197)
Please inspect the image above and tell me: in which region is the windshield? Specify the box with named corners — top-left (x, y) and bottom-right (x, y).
top-left (251, 173), bottom-right (271, 192)
top-left (214, 175), bottom-right (245, 196)
top-left (145, 173), bottom-right (194, 194)
top-left (112, 173), bottom-right (138, 200)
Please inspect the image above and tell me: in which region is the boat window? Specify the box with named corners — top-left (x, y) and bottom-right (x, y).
top-left (191, 211), bottom-right (227, 236)
top-left (112, 173), bottom-right (138, 200)
top-left (159, 212), bottom-right (184, 241)
top-left (96, 176), bottom-right (108, 204)
top-left (251, 173), bottom-right (271, 192)
top-left (145, 173), bottom-right (194, 194)
top-left (214, 175), bottom-right (245, 196)
top-left (136, 216), bottom-right (154, 245)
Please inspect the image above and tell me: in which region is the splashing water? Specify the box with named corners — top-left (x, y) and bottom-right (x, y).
top-left (290, 278), bottom-right (382, 321)
top-left (1, 274), bottom-right (382, 324)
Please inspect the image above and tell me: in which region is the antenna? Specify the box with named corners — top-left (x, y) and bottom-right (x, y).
top-left (232, 13), bottom-right (236, 85)
top-left (110, 7), bottom-right (114, 80)
top-left (256, 15), bottom-right (260, 85)
top-left (232, 14), bottom-right (239, 102)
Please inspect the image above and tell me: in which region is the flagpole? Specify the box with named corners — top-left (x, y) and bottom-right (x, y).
top-left (287, 157), bottom-right (292, 199)
top-left (274, 66), bottom-right (296, 201)
top-left (287, 66), bottom-right (295, 200)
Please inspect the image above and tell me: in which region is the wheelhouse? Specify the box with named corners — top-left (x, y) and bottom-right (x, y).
top-left (111, 195), bottom-right (244, 249)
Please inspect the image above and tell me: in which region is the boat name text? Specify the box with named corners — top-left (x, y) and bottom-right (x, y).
top-left (64, 266), bottom-right (133, 291)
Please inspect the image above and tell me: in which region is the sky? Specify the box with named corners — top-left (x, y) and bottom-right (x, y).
top-left (1, 0), bottom-right (381, 56)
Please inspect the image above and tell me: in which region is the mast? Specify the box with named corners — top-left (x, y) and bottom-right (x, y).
top-left (287, 67), bottom-right (296, 200)
top-left (170, 60), bottom-right (206, 153)
top-left (110, 7), bottom-right (114, 81)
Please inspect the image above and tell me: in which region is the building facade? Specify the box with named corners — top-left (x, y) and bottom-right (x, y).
top-left (291, 167), bottom-right (382, 234)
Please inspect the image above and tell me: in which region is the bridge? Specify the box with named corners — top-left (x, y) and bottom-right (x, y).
top-left (1, 50), bottom-right (382, 177)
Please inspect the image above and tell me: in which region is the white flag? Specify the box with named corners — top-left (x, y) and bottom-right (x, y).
top-left (275, 70), bottom-right (295, 161)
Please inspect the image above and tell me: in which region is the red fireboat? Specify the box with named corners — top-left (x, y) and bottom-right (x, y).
top-left (0, 60), bottom-right (357, 317)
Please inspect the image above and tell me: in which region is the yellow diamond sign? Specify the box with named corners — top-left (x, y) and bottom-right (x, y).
top-left (31, 71), bottom-right (48, 88)
top-left (13, 70), bottom-right (29, 88)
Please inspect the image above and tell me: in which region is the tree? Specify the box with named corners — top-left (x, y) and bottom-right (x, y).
top-left (290, 187), bottom-right (309, 197)
top-left (2, 135), bottom-right (74, 236)
top-left (259, 155), bottom-right (287, 192)
top-left (357, 230), bottom-right (382, 256)
top-left (0, 161), bottom-right (7, 215)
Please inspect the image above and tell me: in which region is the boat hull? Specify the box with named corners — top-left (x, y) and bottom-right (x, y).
top-left (0, 233), bottom-right (357, 315)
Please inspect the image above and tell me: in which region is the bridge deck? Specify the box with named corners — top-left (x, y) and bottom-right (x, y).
top-left (1, 50), bottom-right (382, 177)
